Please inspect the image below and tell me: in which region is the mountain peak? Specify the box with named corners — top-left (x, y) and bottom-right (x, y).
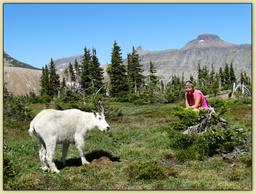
top-left (181, 33), bottom-right (234, 50)
top-left (196, 34), bottom-right (221, 41)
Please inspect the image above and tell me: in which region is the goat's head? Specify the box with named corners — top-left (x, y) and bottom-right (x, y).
top-left (93, 101), bottom-right (110, 132)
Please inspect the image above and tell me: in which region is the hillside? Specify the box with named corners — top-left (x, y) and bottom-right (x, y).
top-left (4, 67), bottom-right (42, 96)
top-left (52, 34), bottom-right (251, 82)
top-left (4, 52), bottom-right (42, 96)
top-left (4, 52), bottom-right (40, 70)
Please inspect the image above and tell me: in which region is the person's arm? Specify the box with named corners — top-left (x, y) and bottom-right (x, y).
top-left (185, 93), bottom-right (190, 108)
top-left (191, 92), bottom-right (201, 109)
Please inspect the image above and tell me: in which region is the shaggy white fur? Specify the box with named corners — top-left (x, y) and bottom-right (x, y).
top-left (28, 108), bottom-right (110, 173)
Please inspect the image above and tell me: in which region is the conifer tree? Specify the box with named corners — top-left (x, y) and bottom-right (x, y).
top-left (212, 73), bottom-right (220, 96)
top-left (80, 47), bottom-right (92, 95)
top-left (68, 62), bottom-right (76, 90)
top-left (49, 59), bottom-right (60, 97)
top-left (107, 41), bottom-right (128, 97)
top-left (69, 62), bottom-right (76, 83)
top-left (224, 63), bottom-right (230, 89)
top-left (219, 67), bottom-right (225, 89)
top-left (90, 48), bottom-right (104, 94)
top-left (127, 47), bottom-right (144, 93)
top-left (74, 59), bottom-right (80, 81)
top-left (40, 65), bottom-right (50, 96)
top-left (148, 61), bottom-right (159, 94)
top-left (197, 64), bottom-right (202, 87)
top-left (229, 63), bottom-right (236, 85)
top-left (60, 77), bottom-right (67, 94)
top-left (189, 75), bottom-right (195, 83)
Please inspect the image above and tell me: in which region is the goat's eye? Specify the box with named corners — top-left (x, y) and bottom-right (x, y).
top-left (99, 117), bottom-right (102, 120)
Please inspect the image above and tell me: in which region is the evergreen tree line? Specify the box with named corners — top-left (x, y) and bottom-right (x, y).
top-left (39, 41), bottom-right (251, 103)
top-left (40, 47), bottom-right (104, 99)
top-left (165, 63), bottom-right (251, 102)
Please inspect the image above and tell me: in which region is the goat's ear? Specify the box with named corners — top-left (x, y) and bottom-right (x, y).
top-left (97, 101), bottom-right (104, 115)
top-left (93, 111), bottom-right (97, 117)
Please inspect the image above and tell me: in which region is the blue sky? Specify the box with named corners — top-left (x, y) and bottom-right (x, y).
top-left (4, 3), bottom-right (251, 68)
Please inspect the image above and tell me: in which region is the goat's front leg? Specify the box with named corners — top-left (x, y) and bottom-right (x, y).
top-left (74, 136), bottom-right (90, 165)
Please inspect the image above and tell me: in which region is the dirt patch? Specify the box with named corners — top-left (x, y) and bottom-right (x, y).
top-left (91, 156), bottom-right (113, 164)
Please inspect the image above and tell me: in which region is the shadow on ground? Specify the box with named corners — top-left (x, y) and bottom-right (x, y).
top-left (55, 150), bottom-right (120, 170)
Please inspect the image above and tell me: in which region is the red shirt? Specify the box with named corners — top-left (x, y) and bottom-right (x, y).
top-left (186, 89), bottom-right (209, 109)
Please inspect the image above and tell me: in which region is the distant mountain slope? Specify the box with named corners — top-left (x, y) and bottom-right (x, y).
top-left (4, 52), bottom-right (42, 96)
top-left (4, 52), bottom-right (40, 70)
top-left (4, 67), bottom-right (42, 96)
top-left (52, 34), bottom-right (251, 82)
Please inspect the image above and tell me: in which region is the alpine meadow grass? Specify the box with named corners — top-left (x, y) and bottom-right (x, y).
top-left (3, 99), bottom-right (252, 190)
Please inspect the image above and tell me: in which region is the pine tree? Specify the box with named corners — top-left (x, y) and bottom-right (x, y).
top-left (107, 41), bottom-right (128, 97)
top-left (74, 59), bottom-right (80, 81)
top-left (80, 47), bottom-right (92, 95)
top-left (90, 48), bottom-right (104, 94)
top-left (224, 63), bottom-right (230, 89)
top-left (68, 62), bottom-right (76, 90)
top-left (219, 67), bottom-right (225, 90)
top-left (148, 61), bottom-right (159, 94)
top-left (40, 67), bottom-right (46, 96)
top-left (60, 77), bottom-right (67, 94)
top-left (127, 47), bottom-right (144, 93)
top-left (197, 64), bottom-right (202, 87)
top-left (49, 59), bottom-right (60, 97)
top-left (189, 75), bottom-right (195, 83)
top-left (127, 53), bottom-right (133, 92)
top-left (40, 65), bottom-right (50, 96)
top-left (212, 73), bottom-right (220, 96)
top-left (229, 63), bottom-right (236, 85)
top-left (165, 75), bottom-right (183, 102)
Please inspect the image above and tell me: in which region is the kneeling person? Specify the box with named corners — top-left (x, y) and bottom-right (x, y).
top-left (184, 80), bottom-right (209, 112)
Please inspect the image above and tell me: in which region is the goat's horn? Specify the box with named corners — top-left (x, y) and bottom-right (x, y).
top-left (97, 101), bottom-right (104, 114)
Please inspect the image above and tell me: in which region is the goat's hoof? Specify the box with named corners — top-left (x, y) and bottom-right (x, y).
top-left (51, 169), bottom-right (60, 173)
top-left (41, 166), bottom-right (49, 172)
top-left (82, 161), bottom-right (90, 165)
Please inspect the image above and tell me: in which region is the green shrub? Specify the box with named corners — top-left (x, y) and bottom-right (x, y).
top-left (3, 153), bottom-right (19, 189)
top-left (208, 99), bottom-right (232, 115)
top-left (201, 126), bottom-right (248, 156)
top-left (4, 95), bottom-right (33, 121)
top-left (175, 147), bottom-right (199, 162)
top-left (233, 97), bottom-right (252, 105)
top-left (169, 107), bottom-right (207, 131)
top-left (239, 154), bottom-right (252, 167)
top-left (137, 161), bottom-right (166, 180)
top-left (168, 106), bottom-right (249, 160)
top-left (168, 130), bottom-right (195, 149)
top-left (127, 161), bottom-right (166, 180)
top-left (3, 155), bottom-right (17, 180)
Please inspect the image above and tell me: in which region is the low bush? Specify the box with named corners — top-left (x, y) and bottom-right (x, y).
top-left (168, 106), bottom-right (249, 160)
top-left (208, 98), bottom-right (232, 115)
top-left (168, 129), bottom-right (195, 149)
top-left (4, 95), bottom-right (33, 122)
top-left (127, 161), bottom-right (166, 180)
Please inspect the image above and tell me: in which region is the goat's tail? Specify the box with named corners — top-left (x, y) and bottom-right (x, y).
top-left (28, 122), bottom-right (37, 137)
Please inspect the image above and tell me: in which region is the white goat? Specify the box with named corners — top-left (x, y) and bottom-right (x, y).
top-left (28, 101), bottom-right (110, 173)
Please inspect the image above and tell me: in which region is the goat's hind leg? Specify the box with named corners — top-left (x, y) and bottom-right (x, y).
top-left (39, 144), bottom-right (49, 172)
top-left (61, 143), bottom-right (69, 166)
top-left (45, 140), bottom-right (60, 173)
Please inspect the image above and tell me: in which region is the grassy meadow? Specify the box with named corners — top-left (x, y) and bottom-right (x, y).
top-left (3, 99), bottom-right (252, 190)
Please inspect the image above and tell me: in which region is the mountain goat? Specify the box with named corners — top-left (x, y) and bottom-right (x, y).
top-left (28, 101), bottom-right (110, 173)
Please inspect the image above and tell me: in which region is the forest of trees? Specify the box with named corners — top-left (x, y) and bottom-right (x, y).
top-left (38, 41), bottom-right (251, 103)
top-left (3, 41), bottom-right (252, 125)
